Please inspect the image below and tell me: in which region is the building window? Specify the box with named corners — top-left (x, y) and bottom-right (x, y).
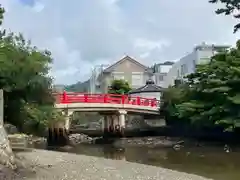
top-left (157, 66), bottom-right (161, 73)
top-left (114, 75), bottom-right (124, 80)
top-left (180, 65), bottom-right (184, 76)
top-left (113, 72), bottom-right (124, 80)
top-left (193, 59), bottom-right (196, 67)
top-left (185, 65), bottom-right (188, 74)
top-left (132, 73), bottom-right (143, 86)
top-left (177, 69), bottom-right (180, 78)
top-left (180, 64), bottom-right (188, 76)
top-left (158, 75), bottom-right (164, 81)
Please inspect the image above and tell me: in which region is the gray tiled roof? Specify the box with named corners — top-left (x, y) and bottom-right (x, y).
top-left (129, 79), bottom-right (163, 94)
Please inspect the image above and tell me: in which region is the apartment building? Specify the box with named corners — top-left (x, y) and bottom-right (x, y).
top-left (164, 42), bottom-right (230, 87)
top-left (152, 61), bottom-right (174, 88)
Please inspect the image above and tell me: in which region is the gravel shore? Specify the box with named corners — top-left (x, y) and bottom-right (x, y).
top-left (2, 149), bottom-right (212, 180)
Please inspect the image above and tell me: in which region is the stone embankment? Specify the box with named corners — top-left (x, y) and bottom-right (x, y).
top-left (4, 123), bottom-right (47, 149)
top-left (1, 149), bottom-right (212, 180)
top-left (8, 134), bottom-right (47, 149)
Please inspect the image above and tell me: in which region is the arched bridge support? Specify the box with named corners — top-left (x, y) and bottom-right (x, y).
top-left (101, 110), bottom-right (127, 138)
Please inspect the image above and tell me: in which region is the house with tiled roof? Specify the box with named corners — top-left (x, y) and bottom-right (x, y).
top-left (96, 55), bottom-right (153, 93)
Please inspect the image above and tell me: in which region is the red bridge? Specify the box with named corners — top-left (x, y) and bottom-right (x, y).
top-left (54, 92), bottom-right (160, 133)
top-left (55, 92), bottom-right (159, 107)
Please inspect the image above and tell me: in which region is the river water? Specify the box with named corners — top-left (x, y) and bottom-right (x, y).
top-left (54, 141), bottom-right (240, 180)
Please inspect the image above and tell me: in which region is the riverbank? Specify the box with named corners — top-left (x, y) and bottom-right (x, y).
top-left (1, 149), bottom-right (211, 180)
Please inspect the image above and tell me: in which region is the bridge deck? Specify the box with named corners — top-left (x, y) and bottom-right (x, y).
top-left (54, 92), bottom-right (160, 114)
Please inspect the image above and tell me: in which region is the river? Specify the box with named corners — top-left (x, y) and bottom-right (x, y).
top-left (49, 139), bottom-right (240, 180)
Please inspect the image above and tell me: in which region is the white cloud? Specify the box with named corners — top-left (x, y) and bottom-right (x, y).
top-left (32, 1), bottom-right (44, 12)
top-left (134, 38), bottom-right (170, 50)
top-left (0, 0), bottom-right (239, 84)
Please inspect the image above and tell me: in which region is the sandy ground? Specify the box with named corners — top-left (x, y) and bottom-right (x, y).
top-left (0, 149), bottom-right (212, 180)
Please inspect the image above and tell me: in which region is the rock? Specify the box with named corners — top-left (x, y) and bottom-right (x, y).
top-left (0, 126), bottom-right (17, 169)
top-left (8, 134), bottom-right (28, 150)
top-left (4, 124), bottom-right (18, 134)
top-left (60, 145), bottom-right (73, 151)
top-left (68, 133), bottom-right (95, 145)
top-left (8, 133), bottom-right (47, 149)
top-left (173, 144), bottom-right (183, 151)
top-left (27, 135), bottom-right (47, 146)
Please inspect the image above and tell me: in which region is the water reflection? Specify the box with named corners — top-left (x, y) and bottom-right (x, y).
top-left (103, 146), bottom-right (126, 160)
top-left (63, 144), bottom-right (240, 180)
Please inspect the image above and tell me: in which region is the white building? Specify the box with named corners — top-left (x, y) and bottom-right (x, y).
top-left (152, 61), bottom-right (174, 87)
top-left (164, 42), bottom-right (230, 87)
top-left (89, 64), bottom-right (109, 93)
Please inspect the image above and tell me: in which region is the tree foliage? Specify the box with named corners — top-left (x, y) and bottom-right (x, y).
top-left (108, 79), bottom-right (131, 94)
top-left (162, 40), bottom-right (240, 131)
top-left (209, 0), bottom-right (240, 33)
top-left (0, 4), bottom-right (16, 169)
top-left (160, 84), bottom-right (189, 119)
top-left (0, 5), bottom-right (63, 136)
top-left (0, 5), bottom-right (4, 25)
top-left (64, 80), bottom-right (89, 92)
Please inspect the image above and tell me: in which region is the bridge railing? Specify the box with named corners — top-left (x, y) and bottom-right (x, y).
top-left (54, 92), bottom-right (160, 107)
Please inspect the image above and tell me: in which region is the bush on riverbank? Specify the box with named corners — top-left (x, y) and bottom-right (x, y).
top-left (161, 40), bottom-right (240, 136)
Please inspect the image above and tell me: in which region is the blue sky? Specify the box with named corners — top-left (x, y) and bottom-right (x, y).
top-left (19, 0), bottom-right (35, 6)
top-left (1, 0), bottom-right (239, 84)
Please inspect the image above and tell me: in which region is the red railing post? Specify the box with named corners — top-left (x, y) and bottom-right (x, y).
top-left (121, 95), bottom-right (125, 104)
top-left (62, 91), bottom-right (67, 103)
top-left (104, 94), bottom-right (108, 103)
top-left (151, 98), bottom-right (156, 107)
top-left (136, 97), bottom-right (141, 105)
top-left (84, 94), bottom-right (88, 102)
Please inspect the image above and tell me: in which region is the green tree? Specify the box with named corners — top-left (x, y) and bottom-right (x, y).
top-left (108, 79), bottom-right (131, 94)
top-left (159, 83), bottom-right (190, 124)
top-left (0, 4), bottom-right (63, 136)
top-left (0, 5), bottom-right (4, 25)
top-left (175, 40), bottom-right (240, 131)
top-left (0, 32), bottom-right (58, 135)
top-left (209, 0), bottom-right (240, 33)
top-left (64, 80), bottom-right (89, 92)
top-left (0, 4), bottom-right (16, 169)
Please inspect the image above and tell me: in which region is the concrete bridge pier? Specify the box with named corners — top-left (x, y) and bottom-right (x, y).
top-left (63, 109), bottom-right (74, 132)
top-left (118, 110), bottom-right (127, 134)
top-left (102, 110), bottom-right (127, 138)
